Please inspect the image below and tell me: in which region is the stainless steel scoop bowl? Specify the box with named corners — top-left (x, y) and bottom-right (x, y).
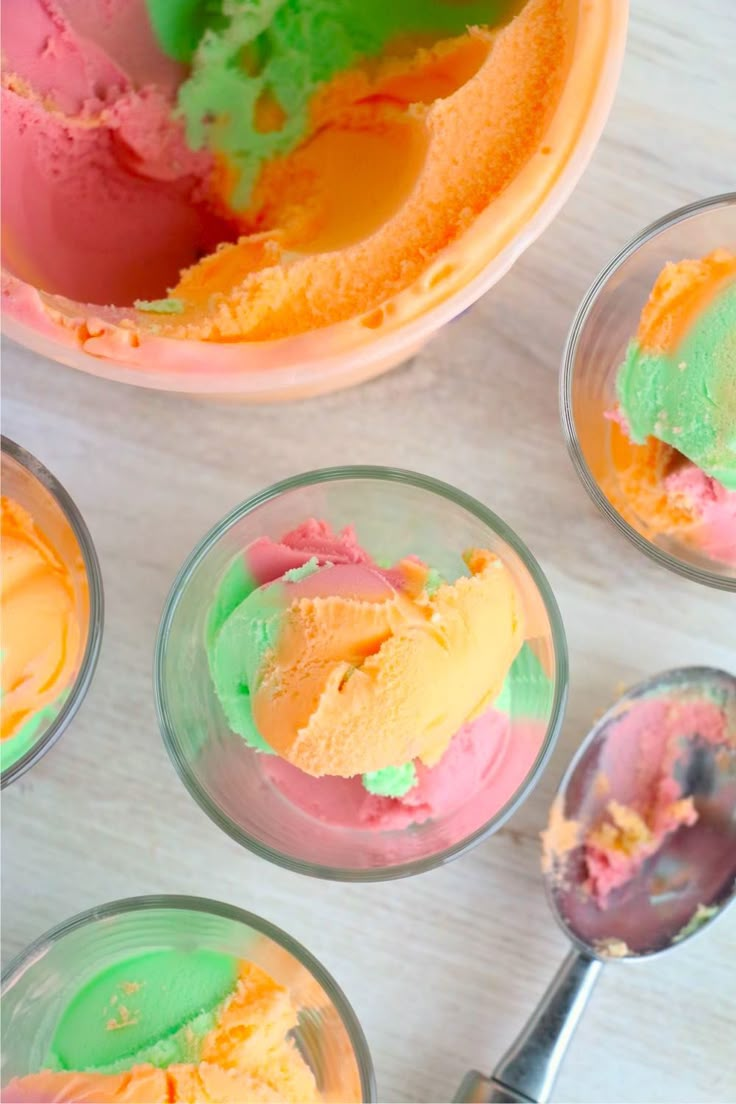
top-left (455, 666), bottom-right (736, 1104)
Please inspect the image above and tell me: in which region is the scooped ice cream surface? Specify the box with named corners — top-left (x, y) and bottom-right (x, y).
top-left (2, 0), bottom-right (583, 357)
top-left (609, 250), bottom-right (736, 565)
top-left (2, 951), bottom-right (319, 1103)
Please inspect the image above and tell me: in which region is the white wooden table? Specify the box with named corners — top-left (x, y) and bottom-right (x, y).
top-left (3, 3), bottom-right (735, 1101)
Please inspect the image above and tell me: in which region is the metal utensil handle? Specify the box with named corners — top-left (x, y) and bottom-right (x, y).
top-left (454, 949), bottom-right (603, 1104)
top-left (453, 1070), bottom-right (536, 1102)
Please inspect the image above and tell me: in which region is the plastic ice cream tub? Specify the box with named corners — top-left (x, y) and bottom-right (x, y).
top-left (1, 0), bottom-right (628, 401)
top-left (561, 193), bottom-right (736, 591)
top-left (0, 437), bottom-right (104, 786)
top-left (154, 467), bottom-right (568, 881)
top-left (0, 895), bottom-right (375, 1103)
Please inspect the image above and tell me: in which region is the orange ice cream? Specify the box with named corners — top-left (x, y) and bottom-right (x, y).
top-left (633, 249), bottom-right (736, 355)
top-left (3, 962), bottom-right (320, 1104)
top-left (226, 548), bottom-right (525, 778)
top-left (1, 496), bottom-right (82, 743)
top-left (607, 421), bottom-right (696, 536)
top-left (162, 0), bottom-right (572, 342)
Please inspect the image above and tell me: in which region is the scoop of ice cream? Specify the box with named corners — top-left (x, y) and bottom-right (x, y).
top-left (207, 520), bottom-right (423, 756)
top-left (265, 705), bottom-right (548, 830)
top-left (212, 541), bottom-right (523, 778)
top-left (663, 457), bottom-right (736, 562)
top-left (0, 496), bottom-right (82, 744)
top-left (2, 955), bottom-right (319, 1104)
top-left (617, 250), bottom-right (736, 491)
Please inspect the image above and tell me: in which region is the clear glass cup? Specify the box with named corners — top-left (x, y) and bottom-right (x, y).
top-left (560, 193), bottom-right (736, 591)
top-left (155, 467), bottom-right (568, 880)
top-left (0, 895), bottom-right (375, 1102)
top-left (1, 437), bottom-right (104, 785)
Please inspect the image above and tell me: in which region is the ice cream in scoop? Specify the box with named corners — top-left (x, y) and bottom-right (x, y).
top-left (2, 951), bottom-right (319, 1103)
top-left (609, 250), bottom-right (736, 565)
top-left (542, 688), bottom-right (735, 910)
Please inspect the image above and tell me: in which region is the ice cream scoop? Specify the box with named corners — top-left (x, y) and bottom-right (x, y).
top-left (455, 666), bottom-right (736, 1103)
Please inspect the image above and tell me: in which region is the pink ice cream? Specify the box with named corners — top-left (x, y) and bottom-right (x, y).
top-left (245, 519), bottom-right (416, 594)
top-left (264, 711), bottom-right (546, 830)
top-left (663, 462), bottom-right (736, 564)
top-left (577, 695), bottom-right (732, 909)
top-left (1, 0), bottom-right (234, 306)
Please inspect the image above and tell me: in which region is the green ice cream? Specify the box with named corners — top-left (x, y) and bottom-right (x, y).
top-left (363, 762), bottom-right (418, 797)
top-left (146, 0), bottom-right (518, 204)
top-left (494, 641), bottom-right (553, 720)
top-left (49, 950), bottom-right (239, 1073)
top-left (209, 569), bottom-right (282, 754)
top-left (617, 266), bottom-right (736, 490)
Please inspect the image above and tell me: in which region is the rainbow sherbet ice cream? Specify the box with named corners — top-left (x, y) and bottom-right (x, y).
top-left (608, 250), bottom-right (736, 564)
top-left (3, 951), bottom-right (319, 1103)
top-left (1, 0), bottom-right (605, 379)
top-left (207, 519), bottom-right (553, 829)
top-left (0, 496), bottom-right (84, 774)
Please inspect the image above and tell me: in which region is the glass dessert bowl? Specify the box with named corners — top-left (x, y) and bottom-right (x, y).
top-left (0, 437), bottom-right (104, 786)
top-left (2, 1), bottom-right (627, 401)
top-left (155, 467), bottom-right (568, 880)
top-left (561, 193), bottom-right (736, 591)
top-left (0, 894), bottom-right (375, 1103)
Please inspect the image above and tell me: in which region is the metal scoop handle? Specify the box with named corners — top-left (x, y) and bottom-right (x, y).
top-left (454, 949), bottom-right (603, 1104)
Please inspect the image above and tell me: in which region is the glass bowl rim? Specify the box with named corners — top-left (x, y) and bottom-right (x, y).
top-left (1, 435), bottom-right (105, 787)
top-left (154, 465), bottom-right (569, 882)
top-left (559, 191), bottom-right (736, 592)
top-left (0, 893), bottom-right (377, 1103)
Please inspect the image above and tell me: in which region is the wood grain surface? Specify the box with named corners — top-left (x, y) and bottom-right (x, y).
top-left (2, 2), bottom-right (735, 1101)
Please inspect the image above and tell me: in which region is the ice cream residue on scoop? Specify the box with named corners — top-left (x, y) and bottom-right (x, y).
top-left (542, 688), bottom-right (734, 910)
